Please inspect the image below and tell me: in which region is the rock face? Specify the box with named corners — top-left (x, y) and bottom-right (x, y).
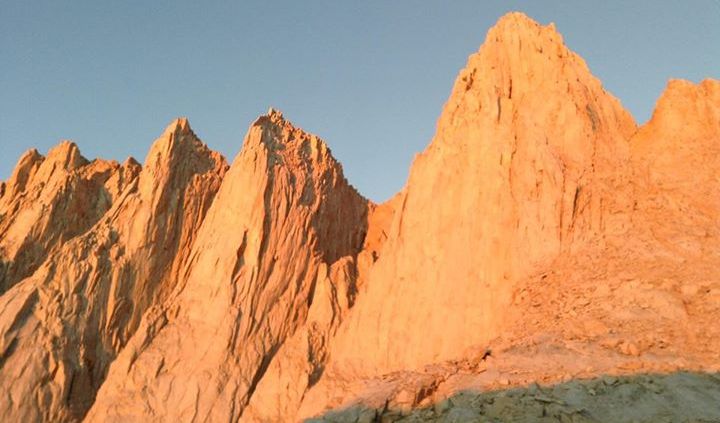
top-left (0, 142), bottom-right (139, 293)
top-left (327, 11), bottom-right (636, 377)
top-left (0, 119), bottom-right (226, 421)
top-left (1, 11), bottom-right (719, 423)
top-left (631, 79), bottom-right (720, 247)
top-left (85, 110), bottom-right (369, 422)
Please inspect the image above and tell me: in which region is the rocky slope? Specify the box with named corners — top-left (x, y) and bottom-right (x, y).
top-left (1, 12), bottom-right (718, 423)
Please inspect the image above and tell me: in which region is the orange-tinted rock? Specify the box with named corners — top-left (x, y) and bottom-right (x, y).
top-left (0, 142), bottom-right (139, 293)
top-left (0, 119), bottom-right (226, 422)
top-left (0, 11), bottom-right (719, 423)
top-left (324, 11), bottom-right (636, 379)
top-left (631, 79), bottom-right (720, 244)
top-left (85, 109), bottom-right (369, 422)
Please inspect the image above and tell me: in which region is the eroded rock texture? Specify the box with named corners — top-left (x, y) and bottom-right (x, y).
top-left (85, 110), bottom-right (369, 422)
top-left (0, 142), bottom-right (139, 293)
top-left (0, 119), bottom-right (226, 421)
top-left (325, 11), bottom-right (637, 379)
top-left (1, 11), bottom-right (718, 423)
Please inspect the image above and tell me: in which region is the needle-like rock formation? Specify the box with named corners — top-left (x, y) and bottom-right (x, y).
top-left (1, 11), bottom-right (718, 423)
top-left (0, 142), bottom-right (139, 293)
top-left (85, 109), bottom-right (369, 422)
top-left (0, 119), bottom-right (226, 421)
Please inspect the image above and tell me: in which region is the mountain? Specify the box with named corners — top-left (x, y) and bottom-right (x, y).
top-left (1, 12), bottom-right (718, 423)
top-left (0, 119), bottom-right (226, 421)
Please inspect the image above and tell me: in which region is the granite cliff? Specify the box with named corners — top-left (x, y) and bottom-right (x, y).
top-left (1, 12), bottom-right (719, 423)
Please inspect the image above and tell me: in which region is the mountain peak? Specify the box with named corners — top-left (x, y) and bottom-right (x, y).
top-left (483, 12), bottom-right (564, 57)
top-left (146, 118), bottom-right (203, 167)
top-left (659, 78), bottom-right (720, 105)
top-left (326, 10), bottom-right (636, 378)
top-left (267, 107), bottom-right (284, 119)
top-left (3, 12), bottom-right (720, 423)
top-left (2, 148), bottom-right (44, 200)
top-left (161, 117), bottom-right (192, 137)
top-left (122, 156), bottom-right (141, 169)
top-left (253, 107), bottom-right (291, 130)
top-left (490, 12), bottom-right (557, 36)
top-left (644, 78), bottom-right (720, 132)
top-left (10, 147), bottom-right (43, 176)
top-left (45, 139), bottom-right (88, 170)
top-left (245, 109), bottom-right (334, 166)
top-left (438, 12), bottom-right (635, 145)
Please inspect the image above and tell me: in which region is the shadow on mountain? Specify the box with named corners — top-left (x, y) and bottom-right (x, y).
top-left (308, 371), bottom-right (720, 422)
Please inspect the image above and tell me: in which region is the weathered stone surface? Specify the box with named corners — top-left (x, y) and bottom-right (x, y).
top-left (0, 119), bottom-right (226, 422)
top-left (85, 110), bottom-right (369, 422)
top-left (0, 11), bottom-right (718, 423)
top-left (298, 13), bottom-right (720, 420)
top-left (325, 11), bottom-right (636, 378)
top-left (0, 141), bottom-right (140, 293)
top-left (631, 79), bottom-right (720, 248)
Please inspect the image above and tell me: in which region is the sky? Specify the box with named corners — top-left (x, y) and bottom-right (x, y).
top-left (2, 1), bottom-right (719, 202)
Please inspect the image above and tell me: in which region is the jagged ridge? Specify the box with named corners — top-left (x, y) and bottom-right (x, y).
top-left (0, 11), bottom-right (718, 423)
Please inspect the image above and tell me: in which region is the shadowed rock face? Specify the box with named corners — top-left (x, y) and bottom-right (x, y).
top-left (311, 372), bottom-right (720, 423)
top-left (1, 12), bottom-right (719, 423)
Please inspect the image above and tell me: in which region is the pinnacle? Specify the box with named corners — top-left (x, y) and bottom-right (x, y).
top-left (483, 12), bottom-right (565, 55)
top-left (493, 11), bottom-right (543, 30)
top-left (123, 156), bottom-right (141, 169)
top-left (261, 107), bottom-right (289, 130)
top-left (46, 140), bottom-right (88, 169)
top-left (662, 78), bottom-right (720, 97)
top-left (152, 117), bottom-right (202, 156)
top-left (48, 140), bottom-right (79, 155)
top-left (666, 78), bottom-right (696, 90)
top-left (242, 109), bottom-right (337, 168)
top-left (162, 117), bottom-right (193, 137)
top-left (267, 107), bottom-right (284, 119)
top-left (17, 148), bottom-right (43, 165)
top-left (493, 12), bottom-right (558, 35)
top-left (5, 148), bottom-right (44, 193)
top-left (251, 107), bottom-right (295, 136)
top-left (645, 77), bottom-right (720, 129)
top-left (142, 118), bottom-right (214, 174)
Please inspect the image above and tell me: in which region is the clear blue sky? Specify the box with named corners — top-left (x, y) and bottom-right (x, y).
top-left (2, 1), bottom-right (718, 202)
